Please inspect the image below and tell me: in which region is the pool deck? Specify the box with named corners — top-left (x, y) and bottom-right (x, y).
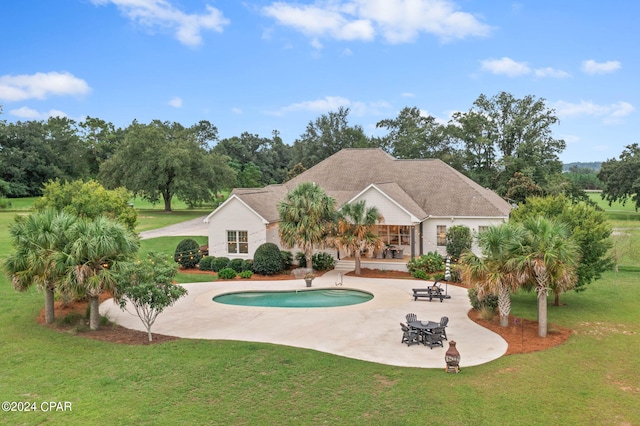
top-left (100, 270), bottom-right (508, 369)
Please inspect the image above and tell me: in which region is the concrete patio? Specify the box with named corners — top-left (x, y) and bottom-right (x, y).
top-left (100, 270), bottom-right (507, 369)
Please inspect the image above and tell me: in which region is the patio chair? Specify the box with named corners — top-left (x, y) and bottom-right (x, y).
top-left (405, 313), bottom-right (418, 324)
top-left (440, 317), bottom-right (449, 340)
top-left (422, 330), bottom-right (444, 349)
top-left (400, 323), bottom-right (420, 346)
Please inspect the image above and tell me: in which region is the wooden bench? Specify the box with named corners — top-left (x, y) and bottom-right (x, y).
top-left (412, 285), bottom-right (445, 302)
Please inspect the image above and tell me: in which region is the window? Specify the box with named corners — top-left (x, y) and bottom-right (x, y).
top-left (227, 230), bottom-right (248, 254)
top-left (377, 225), bottom-right (411, 246)
top-left (437, 225), bottom-right (447, 246)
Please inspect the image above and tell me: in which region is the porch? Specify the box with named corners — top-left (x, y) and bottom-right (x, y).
top-left (335, 255), bottom-right (410, 273)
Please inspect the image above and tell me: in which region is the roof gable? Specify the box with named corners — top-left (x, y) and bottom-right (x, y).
top-left (209, 148), bottom-right (511, 224)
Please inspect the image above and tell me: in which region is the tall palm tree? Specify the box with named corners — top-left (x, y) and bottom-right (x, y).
top-left (277, 182), bottom-right (336, 270)
top-left (2, 210), bottom-right (76, 324)
top-left (514, 217), bottom-right (580, 337)
top-left (459, 223), bottom-right (523, 327)
top-left (332, 201), bottom-right (384, 275)
top-left (62, 216), bottom-right (139, 330)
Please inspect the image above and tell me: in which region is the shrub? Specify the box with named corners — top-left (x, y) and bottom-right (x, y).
top-left (281, 250), bottom-right (294, 269)
top-left (239, 270), bottom-right (253, 279)
top-left (253, 243), bottom-right (283, 275)
top-left (312, 252), bottom-right (335, 271)
top-left (295, 251), bottom-right (306, 268)
top-left (241, 259), bottom-right (253, 272)
top-left (412, 270), bottom-right (428, 280)
top-left (407, 251), bottom-right (444, 274)
top-left (446, 225), bottom-right (472, 261)
top-left (212, 257), bottom-right (230, 272)
top-left (174, 238), bottom-right (203, 269)
top-left (228, 258), bottom-right (245, 273)
top-left (468, 288), bottom-right (499, 312)
top-left (449, 265), bottom-right (462, 283)
top-left (218, 268), bottom-right (237, 280)
top-left (199, 256), bottom-right (215, 271)
top-left (433, 272), bottom-right (445, 281)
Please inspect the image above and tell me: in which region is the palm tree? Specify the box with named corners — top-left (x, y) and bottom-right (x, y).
top-left (514, 217), bottom-right (580, 337)
top-left (332, 201), bottom-right (384, 275)
top-left (459, 223), bottom-right (523, 327)
top-left (62, 216), bottom-right (139, 330)
top-left (2, 210), bottom-right (76, 324)
top-left (277, 182), bottom-right (336, 270)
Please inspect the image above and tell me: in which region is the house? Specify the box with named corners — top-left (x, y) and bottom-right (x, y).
top-left (204, 148), bottom-right (511, 269)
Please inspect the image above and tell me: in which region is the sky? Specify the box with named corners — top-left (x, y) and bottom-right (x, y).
top-left (1, 0), bottom-right (638, 163)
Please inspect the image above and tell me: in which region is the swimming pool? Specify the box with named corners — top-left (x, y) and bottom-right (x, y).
top-left (213, 288), bottom-right (373, 308)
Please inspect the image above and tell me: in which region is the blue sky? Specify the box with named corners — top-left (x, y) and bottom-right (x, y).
top-left (1, 0), bottom-right (637, 163)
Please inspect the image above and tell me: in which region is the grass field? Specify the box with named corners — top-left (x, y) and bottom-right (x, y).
top-left (1, 198), bottom-right (639, 424)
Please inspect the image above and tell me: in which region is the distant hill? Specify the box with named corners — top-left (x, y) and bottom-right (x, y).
top-left (563, 162), bottom-right (601, 172)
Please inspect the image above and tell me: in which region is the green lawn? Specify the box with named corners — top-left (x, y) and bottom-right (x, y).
top-left (1, 199), bottom-right (639, 424)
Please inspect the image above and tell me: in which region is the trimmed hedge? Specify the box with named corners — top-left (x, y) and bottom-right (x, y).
top-left (199, 256), bottom-right (215, 271)
top-left (174, 238), bottom-right (202, 269)
top-left (212, 257), bottom-right (230, 272)
top-left (228, 258), bottom-right (245, 273)
top-left (253, 243), bottom-right (283, 275)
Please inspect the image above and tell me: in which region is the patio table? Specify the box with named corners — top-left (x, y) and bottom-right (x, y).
top-left (408, 321), bottom-right (444, 348)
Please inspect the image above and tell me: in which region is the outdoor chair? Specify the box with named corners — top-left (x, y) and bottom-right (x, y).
top-left (439, 316), bottom-right (449, 340)
top-left (400, 323), bottom-right (420, 346)
top-left (422, 330), bottom-right (444, 349)
top-left (405, 313), bottom-right (418, 324)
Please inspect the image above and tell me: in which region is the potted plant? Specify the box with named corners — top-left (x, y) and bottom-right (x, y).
top-left (304, 272), bottom-right (315, 287)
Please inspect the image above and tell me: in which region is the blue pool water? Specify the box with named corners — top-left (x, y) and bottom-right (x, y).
top-left (213, 289), bottom-right (373, 308)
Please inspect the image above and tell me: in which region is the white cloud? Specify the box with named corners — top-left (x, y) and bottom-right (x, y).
top-left (168, 96), bottom-right (182, 108)
top-left (0, 71), bottom-right (90, 102)
top-left (401, 92), bottom-right (416, 98)
top-left (263, 3), bottom-right (375, 44)
top-left (266, 96), bottom-right (390, 116)
top-left (231, 107), bottom-right (243, 114)
top-left (9, 106), bottom-right (68, 120)
top-left (480, 57), bottom-right (530, 77)
top-left (534, 67), bottom-right (570, 79)
top-left (554, 100), bottom-right (634, 124)
top-left (269, 96), bottom-right (352, 116)
top-left (582, 59), bottom-right (621, 75)
top-left (91, 0), bottom-right (229, 47)
top-left (560, 134), bottom-right (580, 145)
top-left (263, 0), bottom-right (490, 45)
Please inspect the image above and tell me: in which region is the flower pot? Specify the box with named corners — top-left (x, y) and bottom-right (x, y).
top-left (305, 279), bottom-right (313, 287)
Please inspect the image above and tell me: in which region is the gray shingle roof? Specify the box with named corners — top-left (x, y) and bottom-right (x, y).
top-left (228, 148), bottom-right (511, 222)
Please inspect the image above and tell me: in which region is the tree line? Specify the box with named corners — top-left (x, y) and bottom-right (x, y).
top-left (1, 92), bottom-right (638, 211)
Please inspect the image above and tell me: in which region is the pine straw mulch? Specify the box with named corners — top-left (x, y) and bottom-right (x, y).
top-left (37, 267), bottom-right (572, 353)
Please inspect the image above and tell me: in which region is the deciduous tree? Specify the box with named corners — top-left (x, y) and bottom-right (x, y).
top-left (114, 252), bottom-right (186, 342)
top-left (99, 120), bottom-right (235, 211)
top-left (597, 143), bottom-right (640, 210)
top-left (449, 92), bottom-right (565, 195)
top-left (34, 179), bottom-right (137, 230)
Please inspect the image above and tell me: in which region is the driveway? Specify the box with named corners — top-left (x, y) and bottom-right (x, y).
top-left (139, 216), bottom-right (208, 240)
